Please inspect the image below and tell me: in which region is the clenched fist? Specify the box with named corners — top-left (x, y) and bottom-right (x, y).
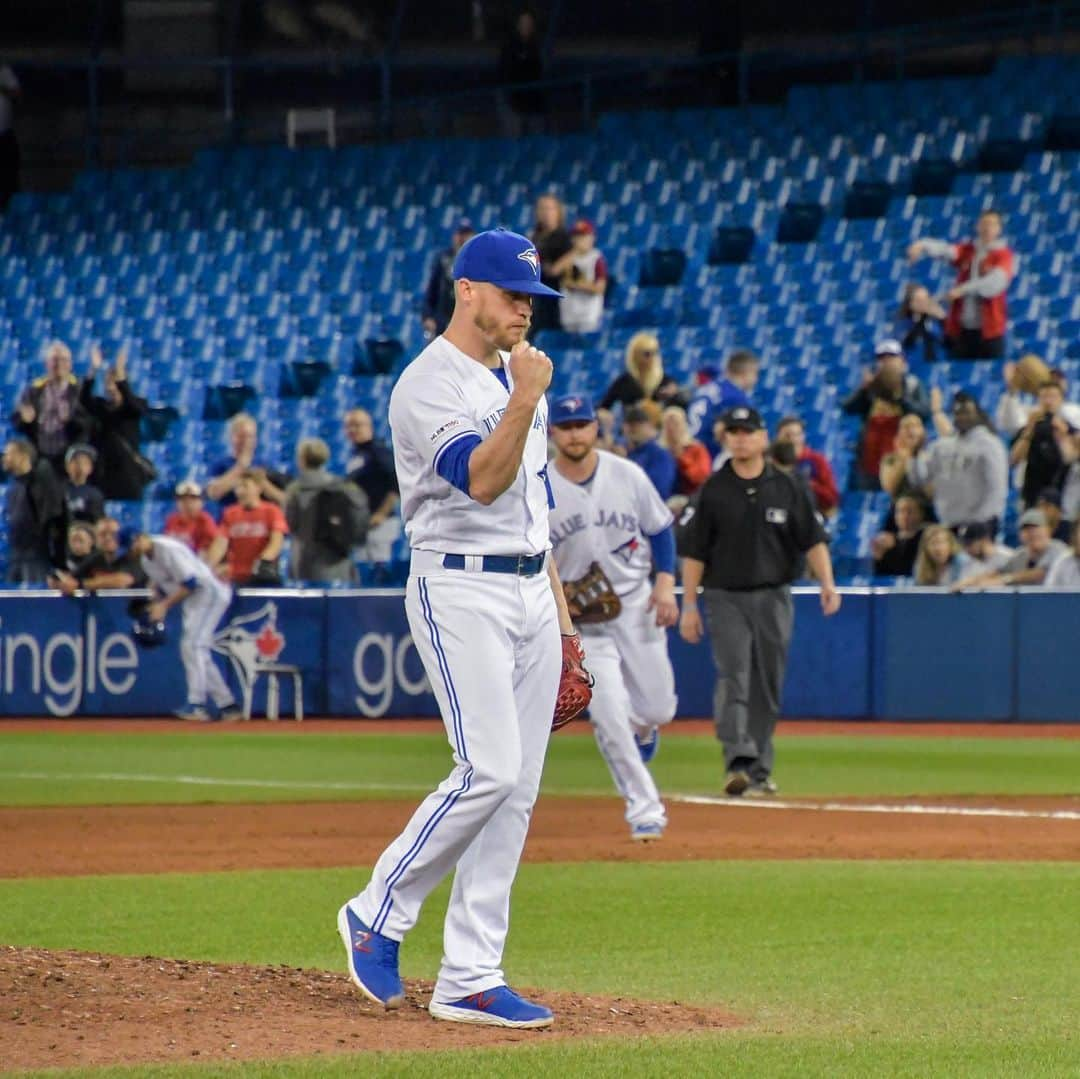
top-left (508, 340), bottom-right (553, 404)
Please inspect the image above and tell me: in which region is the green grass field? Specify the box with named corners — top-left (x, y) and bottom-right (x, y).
top-left (2, 727), bottom-right (1079, 806)
top-left (2, 725), bottom-right (1078, 1078)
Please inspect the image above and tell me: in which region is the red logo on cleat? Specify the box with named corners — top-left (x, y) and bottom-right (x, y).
top-left (467, 991), bottom-right (496, 1010)
top-left (353, 930), bottom-right (373, 954)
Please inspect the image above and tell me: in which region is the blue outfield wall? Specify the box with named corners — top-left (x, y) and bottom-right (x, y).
top-left (0, 588), bottom-right (1076, 722)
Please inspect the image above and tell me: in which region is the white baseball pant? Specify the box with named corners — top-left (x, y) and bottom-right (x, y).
top-left (348, 556), bottom-right (560, 1002)
top-left (180, 582), bottom-right (234, 708)
top-left (581, 588), bottom-right (677, 829)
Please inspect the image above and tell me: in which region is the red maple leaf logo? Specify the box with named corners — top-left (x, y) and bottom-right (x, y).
top-left (255, 622), bottom-right (285, 661)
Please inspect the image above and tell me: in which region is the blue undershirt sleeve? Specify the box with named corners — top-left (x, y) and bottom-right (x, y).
top-left (646, 524), bottom-right (676, 575)
top-left (181, 576), bottom-right (198, 591)
top-left (435, 433), bottom-right (483, 497)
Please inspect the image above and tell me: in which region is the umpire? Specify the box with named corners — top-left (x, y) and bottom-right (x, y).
top-left (676, 406), bottom-right (841, 796)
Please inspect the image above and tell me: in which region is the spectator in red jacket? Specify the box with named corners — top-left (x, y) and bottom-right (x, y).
top-left (907, 210), bottom-right (1014, 360)
top-left (164, 480), bottom-right (222, 563)
top-left (775, 415), bottom-right (839, 516)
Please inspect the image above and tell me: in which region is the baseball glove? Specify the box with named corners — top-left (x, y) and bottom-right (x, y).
top-left (563, 561), bottom-right (622, 624)
top-left (553, 632), bottom-right (594, 731)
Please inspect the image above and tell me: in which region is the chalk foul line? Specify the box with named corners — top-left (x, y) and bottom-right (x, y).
top-left (672, 794), bottom-right (1080, 822)
top-left (1, 772), bottom-right (1076, 820)
top-left (0, 771), bottom-right (429, 793)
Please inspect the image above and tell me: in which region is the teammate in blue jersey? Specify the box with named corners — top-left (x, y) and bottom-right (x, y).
top-left (685, 349), bottom-right (760, 460)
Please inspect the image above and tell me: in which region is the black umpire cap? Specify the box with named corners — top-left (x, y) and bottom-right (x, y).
top-left (721, 406), bottom-right (765, 432)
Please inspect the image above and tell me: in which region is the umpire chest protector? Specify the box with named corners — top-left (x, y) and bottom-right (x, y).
top-left (676, 462), bottom-right (827, 590)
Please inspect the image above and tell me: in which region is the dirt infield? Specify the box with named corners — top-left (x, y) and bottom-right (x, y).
top-left (2, 794), bottom-right (1078, 880)
top-left (0, 947), bottom-right (741, 1071)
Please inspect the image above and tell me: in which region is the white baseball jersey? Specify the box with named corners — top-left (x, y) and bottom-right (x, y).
top-left (142, 535), bottom-right (233, 709)
top-left (389, 336), bottom-right (551, 556)
top-left (141, 535), bottom-right (227, 596)
top-left (349, 330), bottom-right (561, 1004)
top-left (548, 450), bottom-right (674, 593)
top-left (548, 449), bottom-right (677, 835)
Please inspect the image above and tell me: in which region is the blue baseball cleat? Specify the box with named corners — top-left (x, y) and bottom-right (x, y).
top-left (635, 728), bottom-right (659, 763)
top-left (337, 904), bottom-right (404, 1009)
top-left (631, 822), bottom-right (665, 842)
top-left (429, 985), bottom-right (554, 1028)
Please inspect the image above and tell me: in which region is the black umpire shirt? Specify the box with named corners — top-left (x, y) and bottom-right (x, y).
top-left (676, 461), bottom-right (828, 590)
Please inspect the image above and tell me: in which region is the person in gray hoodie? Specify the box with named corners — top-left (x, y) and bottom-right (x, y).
top-left (908, 393), bottom-right (1007, 532)
top-left (284, 438), bottom-right (370, 583)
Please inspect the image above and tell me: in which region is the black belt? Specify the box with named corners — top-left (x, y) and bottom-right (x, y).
top-left (442, 553), bottom-right (546, 576)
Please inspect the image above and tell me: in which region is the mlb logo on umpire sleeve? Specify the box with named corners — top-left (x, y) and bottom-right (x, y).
top-left (765, 507), bottom-right (788, 525)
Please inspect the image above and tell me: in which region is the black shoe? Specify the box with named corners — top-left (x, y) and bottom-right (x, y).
top-left (724, 769), bottom-right (750, 796)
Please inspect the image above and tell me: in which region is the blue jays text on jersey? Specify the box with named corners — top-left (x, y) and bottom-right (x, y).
top-left (551, 508), bottom-right (641, 550)
top-left (480, 406), bottom-right (547, 436)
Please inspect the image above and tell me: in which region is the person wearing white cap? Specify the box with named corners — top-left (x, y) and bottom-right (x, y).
top-left (163, 481), bottom-right (222, 564)
top-left (842, 339), bottom-right (930, 490)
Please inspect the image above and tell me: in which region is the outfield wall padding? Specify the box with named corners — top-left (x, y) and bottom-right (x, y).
top-left (0, 588), bottom-right (1074, 722)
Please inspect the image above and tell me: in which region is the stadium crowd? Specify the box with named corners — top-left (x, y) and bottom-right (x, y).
top-left (3, 192), bottom-right (1080, 593)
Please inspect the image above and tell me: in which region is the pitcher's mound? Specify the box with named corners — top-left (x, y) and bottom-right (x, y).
top-left (1, 946), bottom-right (741, 1070)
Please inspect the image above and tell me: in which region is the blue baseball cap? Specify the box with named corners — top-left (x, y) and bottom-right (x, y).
top-left (549, 394), bottom-right (597, 426)
top-left (452, 228), bottom-right (563, 297)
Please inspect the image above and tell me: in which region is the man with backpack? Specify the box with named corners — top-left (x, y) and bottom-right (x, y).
top-left (285, 437), bottom-right (370, 583)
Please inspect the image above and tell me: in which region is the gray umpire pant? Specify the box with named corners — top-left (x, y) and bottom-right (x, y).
top-left (703, 586), bottom-right (794, 779)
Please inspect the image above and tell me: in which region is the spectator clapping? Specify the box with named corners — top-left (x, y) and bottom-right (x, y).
top-left (206, 412), bottom-right (288, 507)
top-left (843, 339), bottom-right (930, 491)
top-left (79, 346), bottom-right (152, 500)
top-left (1009, 380), bottom-right (1077, 509)
top-left (907, 393), bottom-right (1007, 532)
top-left (12, 341), bottom-right (91, 477)
top-left (896, 283), bottom-right (946, 365)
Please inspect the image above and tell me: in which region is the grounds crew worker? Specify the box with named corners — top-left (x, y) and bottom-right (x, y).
top-left (676, 406), bottom-right (841, 797)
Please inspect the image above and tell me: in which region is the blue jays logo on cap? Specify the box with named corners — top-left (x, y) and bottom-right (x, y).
top-left (550, 394), bottom-right (597, 426)
top-left (452, 228), bottom-right (563, 297)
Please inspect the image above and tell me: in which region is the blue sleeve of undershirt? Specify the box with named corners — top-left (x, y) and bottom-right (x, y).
top-left (646, 524), bottom-right (676, 574)
top-left (435, 433), bottom-right (482, 497)
top-left (181, 576), bottom-right (198, 590)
